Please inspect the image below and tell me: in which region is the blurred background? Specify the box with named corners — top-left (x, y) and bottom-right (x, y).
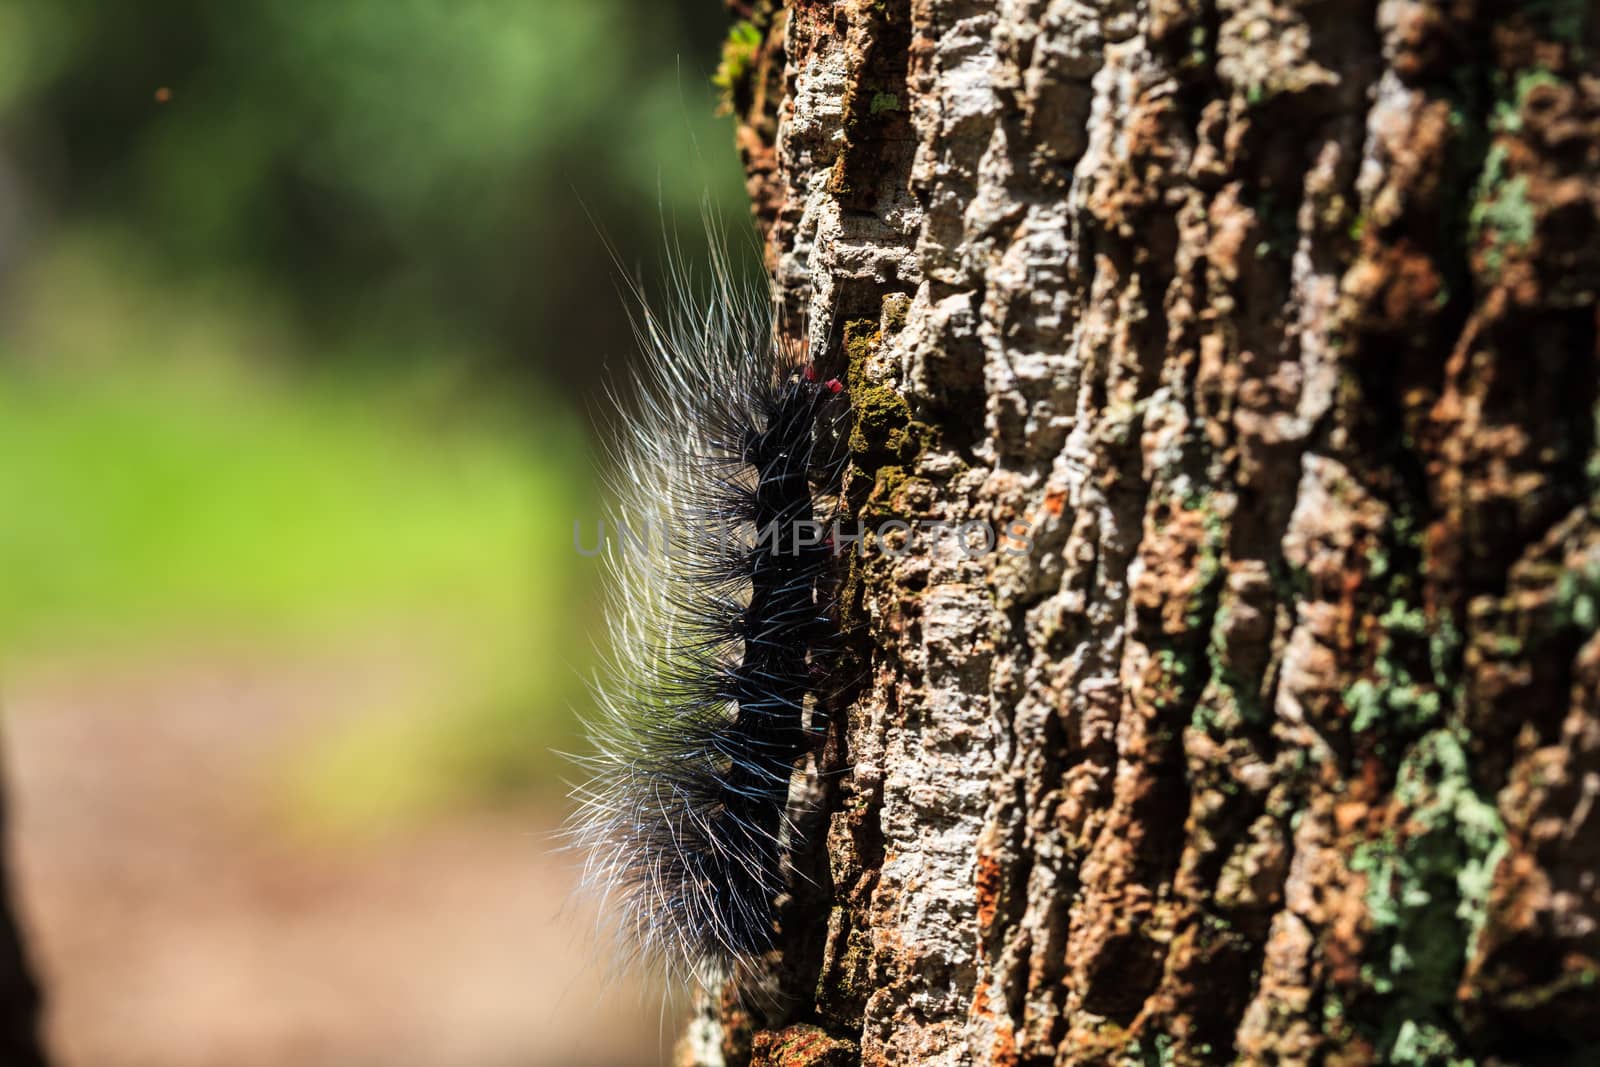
top-left (0, 2), bottom-right (752, 1064)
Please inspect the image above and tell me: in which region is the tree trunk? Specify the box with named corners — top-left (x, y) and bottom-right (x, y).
top-left (0, 739), bottom-right (47, 1067)
top-left (693, 2), bottom-right (1600, 1064)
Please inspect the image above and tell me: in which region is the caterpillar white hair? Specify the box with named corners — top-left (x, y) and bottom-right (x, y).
top-left (566, 231), bottom-right (849, 989)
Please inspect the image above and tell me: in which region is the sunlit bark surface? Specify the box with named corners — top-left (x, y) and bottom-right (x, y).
top-left (689, 3), bottom-right (1600, 1064)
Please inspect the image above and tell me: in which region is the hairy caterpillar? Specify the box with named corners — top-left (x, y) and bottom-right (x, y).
top-left (567, 237), bottom-right (848, 988)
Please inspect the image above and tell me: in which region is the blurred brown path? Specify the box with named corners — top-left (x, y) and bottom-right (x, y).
top-left (0, 644), bottom-right (671, 1067)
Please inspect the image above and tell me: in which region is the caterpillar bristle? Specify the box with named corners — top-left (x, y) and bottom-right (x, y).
top-left (566, 226), bottom-right (848, 990)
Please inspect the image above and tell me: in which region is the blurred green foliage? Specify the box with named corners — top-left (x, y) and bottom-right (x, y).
top-left (3, 0), bottom-right (745, 387)
top-left (0, 0), bottom-right (749, 829)
top-left (0, 355), bottom-right (584, 659)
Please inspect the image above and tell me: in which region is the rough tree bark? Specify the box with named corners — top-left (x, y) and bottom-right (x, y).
top-left (691, 2), bottom-right (1600, 1065)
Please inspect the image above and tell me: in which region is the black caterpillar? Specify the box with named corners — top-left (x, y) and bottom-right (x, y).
top-left (568, 244), bottom-right (848, 987)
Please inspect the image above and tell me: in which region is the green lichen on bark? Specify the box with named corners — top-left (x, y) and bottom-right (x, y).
top-left (1349, 730), bottom-right (1508, 1064)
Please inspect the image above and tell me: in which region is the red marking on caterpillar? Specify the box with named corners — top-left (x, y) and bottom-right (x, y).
top-left (567, 239), bottom-right (850, 991)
